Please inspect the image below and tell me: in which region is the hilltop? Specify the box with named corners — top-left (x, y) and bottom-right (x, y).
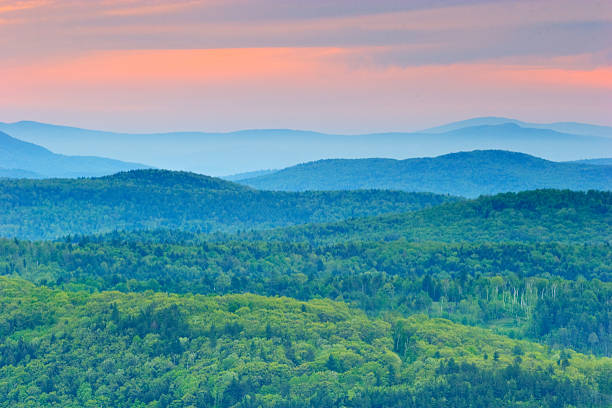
top-left (237, 150), bottom-right (612, 197)
top-left (0, 169), bottom-right (456, 239)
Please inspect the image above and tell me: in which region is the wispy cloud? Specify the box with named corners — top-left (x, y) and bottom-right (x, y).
top-left (1, 0), bottom-right (610, 66)
top-left (0, 0), bottom-right (50, 14)
top-left (101, 0), bottom-right (204, 17)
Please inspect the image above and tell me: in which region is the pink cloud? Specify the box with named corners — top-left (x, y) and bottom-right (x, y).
top-left (101, 0), bottom-right (206, 17)
top-left (0, 0), bottom-right (50, 14)
top-left (1, 48), bottom-right (609, 132)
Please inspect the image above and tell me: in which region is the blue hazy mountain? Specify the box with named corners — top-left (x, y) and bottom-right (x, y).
top-left (569, 158), bottom-right (612, 166)
top-left (1, 120), bottom-right (612, 175)
top-left (0, 130), bottom-right (150, 178)
top-left (236, 150), bottom-right (612, 197)
top-left (0, 168), bottom-right (42, 178)
top-left (421, 116), bottom-right (612, 138)
top-left (223, 169), bottom-right (279, 181)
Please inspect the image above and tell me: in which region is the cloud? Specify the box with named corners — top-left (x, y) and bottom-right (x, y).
top-left (1, 47), bottom-right (610, 132)
top-left (0, 0), bottom-right (50, 14)
top-left (0, 0), bottom-right (610, 130)
top-left (101, 0), bottom-right (205, 17)
top-left (1, 0), bottom-right (610, 67)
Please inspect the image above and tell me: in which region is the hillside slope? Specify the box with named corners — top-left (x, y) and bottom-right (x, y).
top-left (0, 131), bottom-right (149, 178)
top-left (256, 190), bottom-right (612, 244)
top-left (0, 169), bottom-right (457, 239)
top-left (238, 150), bottom-right (612, 196)
top-left (6, 235), bottom-right (611, 355)
top-left (0, 277), bottom-right (609, 407)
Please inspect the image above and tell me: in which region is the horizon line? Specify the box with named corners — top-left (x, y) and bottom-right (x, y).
top-left (2, 116), bottom-right (612, 136)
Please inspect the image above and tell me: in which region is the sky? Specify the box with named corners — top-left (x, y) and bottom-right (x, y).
top-left (0, 0), bottom-right (611, 133)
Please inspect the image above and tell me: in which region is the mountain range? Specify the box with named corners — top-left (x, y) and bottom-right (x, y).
top-left (1, 125), bottom-right (610, 197)
top-left (236, 150), bottom-right (612, 197)
top-left (420, 116), bottom-right (612, 138)
top-left (2, 118), bottom-right (612, 175)
top-left (0, 130), bottom-right (149, 178)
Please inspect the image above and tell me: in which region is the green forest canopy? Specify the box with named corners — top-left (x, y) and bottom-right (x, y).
top-left (2, 236), bottom-right (610, 357)
top-left (0, 277), bottom-right (610, 408)
top-left (236, 150), bottom-right (612, 197)
top-left (1, 170), bottom-right (611, 407)
top-left (252, 190), bottom-right (611, 244)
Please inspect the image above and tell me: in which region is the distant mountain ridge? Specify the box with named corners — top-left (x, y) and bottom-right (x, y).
top-left (223, 169), bottom-right (279, 181)
top-left (0, 168), bottom-right (42, 178)
top-left (2, 119), bottom-right (612, 175)
top-left (0, 130), bottom-right (150, 178)
top-left (569, 158), bottom-right (612, 166)
top-left (421, 116), bottom-right (612, 138)
top-left (236, 150), bottom-right (612, 197)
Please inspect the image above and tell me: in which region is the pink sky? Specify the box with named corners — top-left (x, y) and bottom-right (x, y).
top-left (0, 0), bottom-right (610, 132)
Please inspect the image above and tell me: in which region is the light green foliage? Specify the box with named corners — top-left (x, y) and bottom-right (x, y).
top-left (0, 182), bottom-right (611, 406)
top-left (2, 237), bottom-right (610, 356)
top-left (0, 277), bottom-right (610, 407)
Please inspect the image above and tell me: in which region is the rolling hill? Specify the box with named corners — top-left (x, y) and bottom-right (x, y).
top-left (2, 121), bottom-right (612, 175)
top-left (255, 189), bottom-right (612, 244)
top-left (0, 130), bottom-right (149, 178)
top-left (0, 169), bottom-right (457, 240)
top-left (0, 276), bottom-right (609, 407)
top-left (236, 150), bottom-right (612, 197)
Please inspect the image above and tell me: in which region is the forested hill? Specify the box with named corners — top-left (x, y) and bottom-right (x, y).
top-left (0, 169), bottom-right (457, 240)
top-left (98, 169), bottom-right (249, 191)
top-left (237, 150), bottom-right (612, 197)
top-left (0, 277), bottom-right (610, 407)
top-left (5, 236), bottom-right (611, 356)
top-left (253, 189), bottom-right (612, 244)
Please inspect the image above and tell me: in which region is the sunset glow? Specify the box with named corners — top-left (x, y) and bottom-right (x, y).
top-left (1, 0), bottom-right (610, 132)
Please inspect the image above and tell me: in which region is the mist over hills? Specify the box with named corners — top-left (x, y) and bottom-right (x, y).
top-left (0, 130), bottom-right (149, 178)
top-left (2, 119), bottom-right (611, 175)
top-left (571, 158), bottom-right (612, 166)
top-left (237, 150), bottom-right (612, 197)
top-left (0, 168), bottom-right (42, 178)
top-left (223, 169), bottom-right (279, 181)
top-left (420, 116), bottom-right (612, 138)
